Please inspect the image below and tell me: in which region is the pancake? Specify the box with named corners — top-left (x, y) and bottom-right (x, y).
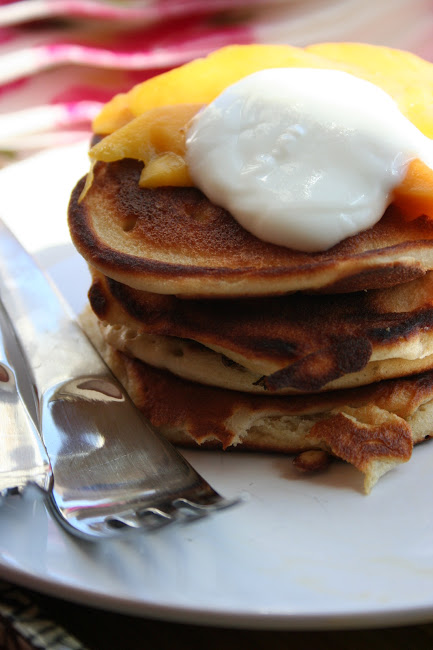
top-left (82, 306), bottom-right (433, 493)
top-left (88, 268), bottom-right (433, 393)
top-left (68, 159), bottom-right (433, 298)
top-left (98, 322), bottom-right (433, 397)
top-left (68, 42), bottom-right (433, 494)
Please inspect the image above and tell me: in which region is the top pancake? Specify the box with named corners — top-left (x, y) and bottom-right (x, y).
top-left (68, 159), bottom-right (433, 298)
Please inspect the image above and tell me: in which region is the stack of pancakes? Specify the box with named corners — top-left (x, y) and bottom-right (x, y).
top-left (68, 157), bottom-right (433, 492)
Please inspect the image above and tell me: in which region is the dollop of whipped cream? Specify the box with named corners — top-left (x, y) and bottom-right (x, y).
top-left (185, 68), bottom-right (433, 252)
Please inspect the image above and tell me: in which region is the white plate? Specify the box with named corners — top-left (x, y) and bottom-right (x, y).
top-left (1, 143), bottom-right (433, 630)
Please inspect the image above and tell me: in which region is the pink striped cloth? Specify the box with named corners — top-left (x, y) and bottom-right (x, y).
top-left (0, 0), bottom-right (432, 164)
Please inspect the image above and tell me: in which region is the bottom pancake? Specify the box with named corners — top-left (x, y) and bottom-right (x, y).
top-left (82, 308), bottom-right (433, 493)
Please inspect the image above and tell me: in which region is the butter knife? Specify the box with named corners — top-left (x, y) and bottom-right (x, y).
top-left (0, 295), bottom-right (52, 497)
top-left (0, 218), bottom-right (237, 539)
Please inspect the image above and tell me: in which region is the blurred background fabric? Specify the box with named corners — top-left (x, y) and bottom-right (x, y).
top-left (0, 0), bottom-right (432, 165)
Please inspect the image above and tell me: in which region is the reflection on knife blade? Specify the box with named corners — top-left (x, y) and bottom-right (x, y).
top-left (0, 294), bottom-right (52, 497)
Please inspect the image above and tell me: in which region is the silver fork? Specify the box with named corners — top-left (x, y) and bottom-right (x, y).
top-left (0, 218), bottom-right (238, 540)
top-left (42, 372), bottom-right (238, 539)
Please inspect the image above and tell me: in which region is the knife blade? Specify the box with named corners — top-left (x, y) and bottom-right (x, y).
top-left (0, 293), bottom-right (52, 497)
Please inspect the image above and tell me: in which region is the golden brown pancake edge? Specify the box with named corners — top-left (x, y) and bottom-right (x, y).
top-left (87, 267), bottom-right (433, 393)
top-left (81, 305), bottom-right (433, 493)
top-left (68, 160), bottom-right (433, 298)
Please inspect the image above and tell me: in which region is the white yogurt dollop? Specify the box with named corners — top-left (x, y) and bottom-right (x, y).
top-left (185, 68), bottom-right (433, 252)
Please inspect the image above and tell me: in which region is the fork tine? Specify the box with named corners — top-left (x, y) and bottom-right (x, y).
top-left (173, 495), bottom-right (241, 514)
top-left (94, 507), bottom-right (176, 535)
top-left (105, 497), bottom-right (238, 534)
top-left (138, 507), bottom-right (176, 530)
top-left (106, 511), bottom-right (143, 529)
top-left (50, 489), bottom-right (241, 539)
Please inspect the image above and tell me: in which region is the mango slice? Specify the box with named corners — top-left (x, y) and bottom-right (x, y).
top-left (93, 42), bottom-right (433, 140)
top-left (92, 44), bottom-right (336, 135)
top-left (306, 43), bottom-right (433, 138)
top-left (88, 42), bottom-right (433, 223)
top-left (89, 104), bottom-right (202, 188)
top-left (94, 93), bottom-right (135, 134)
top-left (139, 152), bottom-right (191, 188)
top-left (393, 159), bottom-right (433, 220)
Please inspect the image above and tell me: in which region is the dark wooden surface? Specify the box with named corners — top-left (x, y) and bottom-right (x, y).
top-left (3, 580), bottom-right (433, 650)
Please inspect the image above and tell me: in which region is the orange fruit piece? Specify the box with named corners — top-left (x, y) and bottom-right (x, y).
top-left (393, 159), bottom-right (433, 220)
top-left (306, 43), bottom-right (433, 137)
top-left (92, 44), bottom-right (335, 135)
top-left (88, 104), bottom-right (203, 189)
top-left (88, 42), bottom-right (433, 225)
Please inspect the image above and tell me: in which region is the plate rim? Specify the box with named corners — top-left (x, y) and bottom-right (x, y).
top-left (2, 558), bottom-right (433, 631)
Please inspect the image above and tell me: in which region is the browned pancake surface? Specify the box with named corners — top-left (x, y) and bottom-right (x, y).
top-left (89, 269), bottom-right (433, 392)
top-left (68, 159), bottom-right (433, 297)
top-left (81, 305), bottom-right (433, 491)
top-left (97, 342), bottom-right (433, 491)
top-left (116, 351), bottom-right (432, 438)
